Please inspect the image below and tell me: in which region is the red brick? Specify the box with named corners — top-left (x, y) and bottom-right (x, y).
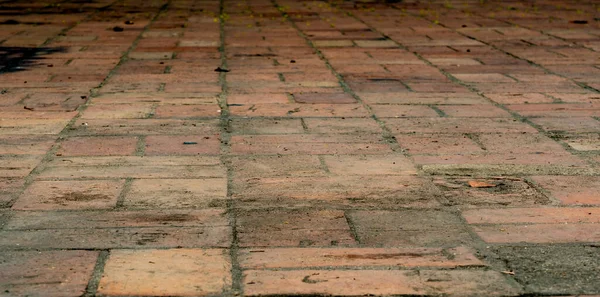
top-left (384, 118), bottom-right (537, 133)
top-left (531, 176), bottom-right (600, 205)
top-left (5, 209), bottom-right (228, 230)
top-left (229, 118), bottom-right (304, 134)
top-left (396, 133), bottom-right (483, 154)
top-left (0, 119), bottom-right (71, 135)
top-left (546, 93), bottom-right (600, 103)
top-left (58, 136), bottom-right (138, 156)
top-left (70, 119), bottom-right (220, 136)
top-left (125, 178), bottom-right (227, 208)
top-left (239, 246), bottom-right (484, 269)
top-left (98, 249), bottom-right (231, 297)
top-left (231, 134), bottom-right (391, 155)
top-left (0, 209), bottom-right (231, 249)
top-left (0, 250), bottom-right (98, 297)
top-left (485, 93), bottom-right (555, 104)
top-left (303, 118), bottom-right (382, 134)
top-left (437, 104), bottom-right (512, 117)
top-left (154, 104), bottom-right (221, 118)
top-left (360, 92), bottom-right (488, 105)
top-left (463, 207), bottom-right (600, 224)
top-left (472, 224), bottom-right (600, 244)
top-left (12, 180), bottom-right (124, 210)
top-left (294, 93), bottom-right (356, 104)
top-left (145, 135), bottom-right (220, 155)
top-left (236, 209), bottom-right (355, 247)
top-left (349, 210), bottom-right (472, 247)
top-left (0, 155), bottom-right (43, 178)
top-left (230, 155), bottom-right (325, 178)
top-left (323, 154), bottom-right (417, 175)
top-left (413, 153), bottom-right (585, 166)
top-left (0, 135), bottom-right (55, 155)
top-left (38, 156), bottom-right (226, 179)
top-left (507, 103), bottom-right (600, 117)
top-left (453, 73), bottom-right (515, 83)
top-left (477, 133), bottom-right (567, 154)
top-left (228, 103), bottom-right (370, 117)
top-left (81, 103), bottom-right (153, 119)
top-left (530, 117), bottom-right (600, 133)
top-left (227, 93), bottom-right (290, 104)
top-left (371, 104), bottom-right (440, 118)
top-left (233, 175), bottom-right (440, 208)
top-left (243, 270), bottom-right (519, 296)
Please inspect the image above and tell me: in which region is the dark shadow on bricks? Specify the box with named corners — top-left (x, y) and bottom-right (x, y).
top-left (0, 46), bottom-right (67, 74)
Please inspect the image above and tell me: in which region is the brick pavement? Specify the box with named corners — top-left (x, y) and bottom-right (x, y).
top-left (0, 0), bottom-right (599, 296)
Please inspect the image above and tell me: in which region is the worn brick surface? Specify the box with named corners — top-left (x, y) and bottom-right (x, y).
top-left (98, 249), bottom-right (231, 296)
top-left (12, 180), bottom-right (124, 210)
top-left (2, 0), bottom-right (600, 295)
top-left (0, 250), bottom-right (98, 297)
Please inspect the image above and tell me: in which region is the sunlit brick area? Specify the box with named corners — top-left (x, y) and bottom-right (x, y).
top-left (1, 0), bottom-right (599, 296)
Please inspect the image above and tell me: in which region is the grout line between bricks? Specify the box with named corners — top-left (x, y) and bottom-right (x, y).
top-left (400, 9), bottom-right (600, 168)
top-left (271, 0), bottom-right (407, 158)
top-left (4, 0), bottom-right (147, 210)
top-left (115, 178), bottom-right (134, 208)
top-left (216, 1), bottom-right (243, 296)
top-left (334, 5), bottom-right (542, 289)
top-left (83, 250), bottom-right (110, 297)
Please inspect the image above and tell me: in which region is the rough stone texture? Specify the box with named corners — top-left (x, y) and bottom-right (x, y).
top-left (492, 245), bottom-right (600, 295)
top-left (1, 0), bottom-right (599, 295)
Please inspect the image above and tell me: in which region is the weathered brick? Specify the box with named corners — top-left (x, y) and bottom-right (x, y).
top-left (396, 133), bottom-right (483, 154)
top-left (472, 224), bottom-right (600, 243)
top-left (349, 210), bottom-right (473, 247)
top-left (434, 177), bottom-right (548, 207)
top-left (12, 180), bottom-right (124, 210)
top-left (154, 104), bottom-right (221, 118)
top-left (322, 154), bottom-right (417, 175)
top-left (531, 176), bottom-right (600, 205)
top-left (1, 209), bottom-right (231, 249)
top-left (0, 135), bottom-right (56, 155)
top-left (371, 104), bottom-right (440, 118)
top-left (236, 209), bottom-right (355, 247)
top-left (303, 118), bottom-right (382, 134)
top-left (0, 155), bottom-right (43, 178)
top-left (70, 119), bottom-right (220, 136)
top-left (231, 134), bottom-right (391, 155)
top-left (37, 156), bottom-right (226, 179)
top-left (233, 175), bottom-right (440, 208)
top-left (98, 249), bottom-right (231, 296)
top-left (243, 270), bottom-right (520, 296)
top-left (229, 118), bottom-right (304, 134)
top-left (125, 178), bottom-right (227, 208)
top-left (58, 136), bottom-right (138, 156)
top-left (239, 246), bottom-right (484, 269)
top-left (145, 135), bottom-right (221, 155)
top-left (229, 155), bottom-right (325, 178)
top-left (0, 250), bottom-right (98, 297)
top-left (228, 103), bottom-right (370, 117)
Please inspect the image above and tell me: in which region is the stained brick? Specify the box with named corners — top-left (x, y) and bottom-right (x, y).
top-left (243, 270), bottom-right (520, 296)
top-left (239, 246), bottom-right (484, 269)
top-left (0, 250), bottom-right (98, 297)
top-left (12, 180), bottom-right (124, 210)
